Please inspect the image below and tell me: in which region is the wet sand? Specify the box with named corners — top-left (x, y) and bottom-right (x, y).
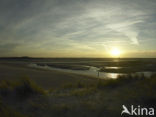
top-left (0, 62), bottom-right (97, 89)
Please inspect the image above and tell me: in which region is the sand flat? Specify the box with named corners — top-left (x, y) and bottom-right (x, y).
top-left (0, 62), bottom-right (97, 89)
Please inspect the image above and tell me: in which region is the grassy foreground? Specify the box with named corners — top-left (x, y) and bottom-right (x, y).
top-left (0, 74), bottom-right (156, 117)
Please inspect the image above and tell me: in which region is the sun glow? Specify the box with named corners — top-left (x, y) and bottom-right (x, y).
top-left (110, 48), bottom-right (121, 57)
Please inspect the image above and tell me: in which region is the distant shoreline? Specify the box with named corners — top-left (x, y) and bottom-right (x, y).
top-left (1, 57), bottom-right (156, 59)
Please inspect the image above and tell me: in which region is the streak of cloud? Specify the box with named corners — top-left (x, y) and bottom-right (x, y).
top-left (0, 0), bottom-right (156, 57)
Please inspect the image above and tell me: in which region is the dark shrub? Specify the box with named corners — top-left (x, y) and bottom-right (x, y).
top-left (96, 79), bottom-right (120, 89)
top-left (0, 81), bottom-right (13, 97)
top-left (14, 78), bottom-right (45, 99)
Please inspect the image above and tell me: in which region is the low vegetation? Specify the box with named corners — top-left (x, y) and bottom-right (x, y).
top-left (0, 78), bottom-right (45, 99)
top-left (0, 100), bottom-right (26, 117)
top-left (0, 74), bottom-right (156, 117)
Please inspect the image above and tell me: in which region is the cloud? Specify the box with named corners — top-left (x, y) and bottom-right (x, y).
top-left (0, 0), bottom-right (156, 57)
top-left (106, 20), bottom-right (144, 45)
top-left (124, 50), bottom-right (156, 58)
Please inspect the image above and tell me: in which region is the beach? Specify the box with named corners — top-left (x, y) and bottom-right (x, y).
top-left (0, 62), bottom-right (97, 89)
top-left (0, 60), bottom-right (156, 117)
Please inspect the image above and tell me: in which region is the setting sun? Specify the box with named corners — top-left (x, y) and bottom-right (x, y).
top-left (110, 48), bottom-right (121, 57)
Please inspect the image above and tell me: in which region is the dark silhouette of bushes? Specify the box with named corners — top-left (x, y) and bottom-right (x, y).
top-left (0, 78), bottom-right (45, 99)
top-left (0, 98), bottom-right (26, 117)
top-left (15, 78), bottom-right (45, 99)
top-left (0, 80), bottom-right (13, 97)
top-left (1, 75), bottom-right (156, 117)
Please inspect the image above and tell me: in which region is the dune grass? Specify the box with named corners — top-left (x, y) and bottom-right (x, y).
top-left (0, 74), bottom-right (156, 117)
top-left (0, 98), bottom-right (27, 117)
top-left (0, 77), bottom-right (45, 99)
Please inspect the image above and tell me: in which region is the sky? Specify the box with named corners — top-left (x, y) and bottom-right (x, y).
top-left (0, 0), bottom-right (156, 58)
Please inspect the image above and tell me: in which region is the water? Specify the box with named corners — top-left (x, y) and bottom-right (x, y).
top-left (104, 66), bottom-right (122, 69)
top-left (28, 63), bottom-right (154, 79)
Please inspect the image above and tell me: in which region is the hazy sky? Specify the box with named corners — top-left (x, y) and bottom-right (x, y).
top-left (0, 0), bottom-right (156, 57)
